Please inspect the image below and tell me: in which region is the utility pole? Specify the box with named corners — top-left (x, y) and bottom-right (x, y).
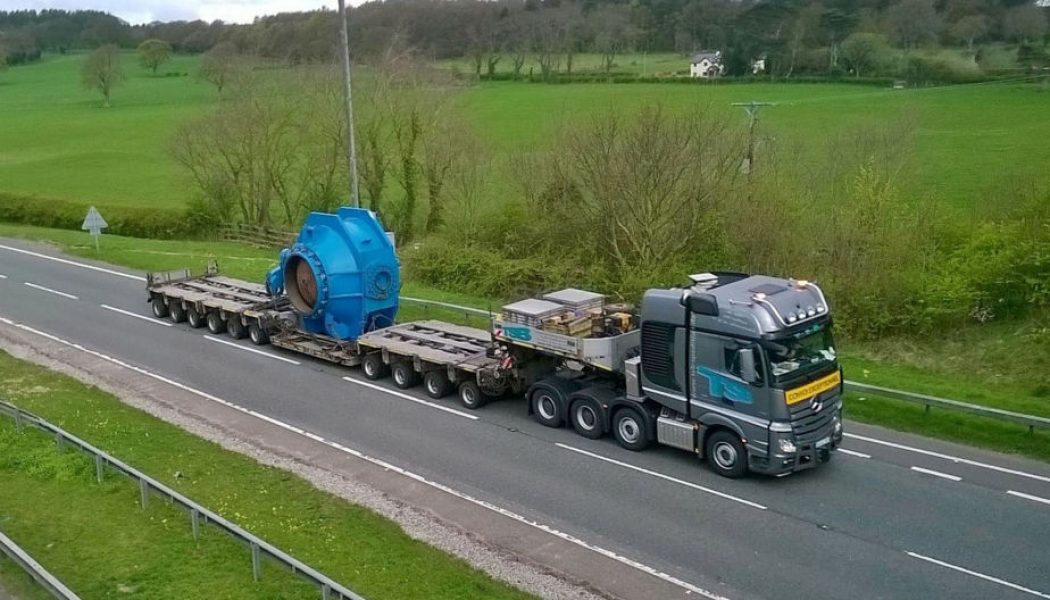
top-left (732, 101), bottom-right (774, 178)
top-left (337, 0), bottom-right (360, 208)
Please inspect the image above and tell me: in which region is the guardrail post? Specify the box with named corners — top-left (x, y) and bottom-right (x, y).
top-left (13, 410), bottom-right (23, 432)
top-left (190, 509), bottom-right (200, 541)
top-left (55, 432), bottom-right (65, 452)
top-left (924, 403), bottom-right (930, 415)
top-left (250, 542), bottom-right (261, 582)
top-left (322, 583), bottom-right (331, 599)
top-left (139, 478), bottom-right (149, 509)
top-left (95, 455), bottom-right (104, 483)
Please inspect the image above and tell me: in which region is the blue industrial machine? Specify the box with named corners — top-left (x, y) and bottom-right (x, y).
top-left (266, 207), bottom-right (399, 340)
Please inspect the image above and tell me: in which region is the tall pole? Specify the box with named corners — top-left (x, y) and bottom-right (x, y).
top-left (337, 0), bottom-right (360, 208)
top-left (732, 101), bottom-right (773, 179)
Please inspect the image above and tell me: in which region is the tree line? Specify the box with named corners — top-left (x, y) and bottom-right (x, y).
top-left (3, 2), bottom-right (1049, 75)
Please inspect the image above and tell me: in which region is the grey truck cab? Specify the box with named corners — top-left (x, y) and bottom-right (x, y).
top-left (629, 272), bottom-right (843, 477)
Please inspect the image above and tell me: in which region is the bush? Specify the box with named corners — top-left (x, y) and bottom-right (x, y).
top-left (0, 192), bottom-right (215, 239)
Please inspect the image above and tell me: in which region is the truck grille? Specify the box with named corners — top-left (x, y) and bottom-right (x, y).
top-left (789, 389), bottom-right (839, 443)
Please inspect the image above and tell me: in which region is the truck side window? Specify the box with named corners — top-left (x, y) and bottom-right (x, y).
top-left (724, 347), bottom-right (764, 385)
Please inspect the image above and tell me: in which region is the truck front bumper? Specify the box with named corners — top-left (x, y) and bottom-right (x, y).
top-left (748, 430), bottom-right (843, 476)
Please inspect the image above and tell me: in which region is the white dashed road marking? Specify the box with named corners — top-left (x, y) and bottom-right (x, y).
top-left (101, 304), bottom-right (173, 327)
top-left (838, 449), bottom-right (871, 458)
top-left (342, 376), bottom-right (478, 421)
top-left (23, 282), bottom-right (79, 300)
top-left (1007, 490), bottom-right (1050, 507)
top-left (204, 335), bottom-right (301, 365)
top-left (908, 552), bottom-right (1050, 599)
top-left (910, 466), bottom-right (962, 482)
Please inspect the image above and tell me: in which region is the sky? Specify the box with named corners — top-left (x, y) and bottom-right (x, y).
top-left (1, 1), bottom-right (354, 24)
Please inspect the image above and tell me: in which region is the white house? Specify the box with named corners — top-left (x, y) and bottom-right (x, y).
top-left (689, 51), bottom-right (724, 78)
top-left (751, 56), bottom-right (766, 75)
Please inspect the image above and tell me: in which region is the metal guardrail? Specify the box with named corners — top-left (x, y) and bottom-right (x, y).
top-left (398, 298), bottom-right (1050, 434)
top-left (0, 401), bottom-right (365, 600)
top-left (0, 530), bottom-right (81, 600)
top-left (844, 381), bottom-right (1050, 434)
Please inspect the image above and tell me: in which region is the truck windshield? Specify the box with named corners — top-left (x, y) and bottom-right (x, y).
top-left (762, 323), bottom-right (836, 383)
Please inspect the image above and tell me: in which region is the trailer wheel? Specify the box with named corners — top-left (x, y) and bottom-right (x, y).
top-left (423, 371), bottom-right (452, 399)
top-left (206, 311), bottom-right (226, 334)
top-left (612, 408), bottom-right (650, 452)
top-left (227, 318), bottom-right (247, 340)
top-left (186, 306), bottom-right (205, 328)
top-left (705, 430), bottom-right (747, 479)
top-left (151, 297), bottom-right (169, 319)
top-left (458, 380), bottom-right (488, 410)
top-left (169, 302), bottom-right (187, 323)
top-left (248, 322), bottom-right (269, 345)
top-left (391, 362), bottom-right (420, 389)
top-left (569, 396), bottom-right (604, 440)
top-left (362, 353), bottom-right (388, 380)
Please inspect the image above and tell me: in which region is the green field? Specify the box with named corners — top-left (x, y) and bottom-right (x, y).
top-left (1, 52), bottom-right (1049, 213)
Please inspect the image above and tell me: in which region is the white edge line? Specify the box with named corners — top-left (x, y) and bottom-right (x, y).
top-left (910, 466), bottom-right (962, 482)
top-left (204, 335), bottom-right (301, 365)
top-left (0, 243), bottom-right (144, 282)
top-left (342, 376), bottom-right (479, 421)
top-left (844, 432), bottom-right (1050, 484)
top-left (100, 304), bottom-right (173, 327)
top-left (907, 552), bottom-right (1050, 599)
top-left (837, 449), bottom-right (871, 459)
top-left (1007, 490), bottom-right (1050, 506)
top-left (23, 282), bottom-right (79, 300)
top-left (0, 274), bottom-right (7, 279)
top-left (556, 442), bottom-right (767, 511)
top-left (0, 316), bottom-right (727, 600)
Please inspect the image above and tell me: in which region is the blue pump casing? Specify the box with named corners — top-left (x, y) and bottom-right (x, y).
top-left (266, 208), bottom-right (399, 340)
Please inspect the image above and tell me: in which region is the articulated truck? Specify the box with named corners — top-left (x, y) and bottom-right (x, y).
top-left (146, 207), bottom-right (843, 477)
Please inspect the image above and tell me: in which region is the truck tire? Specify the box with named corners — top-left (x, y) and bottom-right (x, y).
top-left (569, 395), bottom-right (605, 440)
top-left (391, 362), bottom-right (420, 389)
top-left (528, 378), bottom-right (576, 428)
top-left (362, 353), bottom-right (388, 380)
top-left (248, 322), bottom-right (269, 345)
top-left (227, 318), bottom-right (247, 340)
top-left (151, 297), bottom-right (169, 319)
top-left (705, 430), bottom-right (748, 479)
top-left (186, 306), bottom-right (205, 328)
top-left (206, 311), bottom-right (226, 334)
top-left (423, 370), bottom-right (452, 399)
top-left (458, 380), bottom-right (488, 410)
top-left (169, 302), bottom-right (187, 323)
top-left (612, 407), bottom-right (650, 451)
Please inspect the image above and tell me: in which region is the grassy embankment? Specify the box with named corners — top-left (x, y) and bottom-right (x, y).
top-left (0, 222), bottom-right (1047, 462)
top-left (0, 350), bottom-right (533, 600)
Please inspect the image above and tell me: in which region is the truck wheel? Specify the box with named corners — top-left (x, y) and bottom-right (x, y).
top-left (705, 430), bottom-right (748, 479)
top-left (151, 297), bottom-right (169, 319)
top-left (186, 306), bottom-right (205, 328)
top-left (530, 389), bottom-right (563, 428)
top-left (169, 302), bottom-right (186, 323)
top-left (206, 311), bottom-right (226, 334)
top-left (458, 380), bottom-right (488, 410)
top-left (362, 353), bottom-right (388, 380)
top-left (570, 397), bottom-right (604, 440)
top-left (248, 322), bottom-right (269, 345)
top-left (392, 362), bottom-right (420, 389)
top-left (227, 318), bottom-right (247, 340)
top-left (612, 408), bottom-right (650, 451)
top-left (423, 371), bottom-right (452, 399)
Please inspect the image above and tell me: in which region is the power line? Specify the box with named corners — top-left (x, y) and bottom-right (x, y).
top-left (732, 101), bottom-right (774, 178)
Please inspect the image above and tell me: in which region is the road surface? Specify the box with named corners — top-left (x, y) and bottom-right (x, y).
top-left (2, 239), bottom-right (1049, 600)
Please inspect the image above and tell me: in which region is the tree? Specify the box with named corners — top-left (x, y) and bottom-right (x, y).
top-left (137, 38), bottom-right (172, 75)
top-left (198, 41), bottom-right (241, 95)
top-left (840, 33), bottom-right (888, 77)
top-left (1003, 4), bottom-right (1048, 45)
top-left (886, 0), bottom-right (942, 51)
top-left (80, 44), bottom-right (122, 107)
top-left (949, 15), bottom-right (989, 55)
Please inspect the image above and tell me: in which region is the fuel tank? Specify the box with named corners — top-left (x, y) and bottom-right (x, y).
top-left (266, 207), bottom-right (399, 340)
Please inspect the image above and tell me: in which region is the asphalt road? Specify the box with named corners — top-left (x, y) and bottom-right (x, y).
top-left (2, 239), bottom-right (1050, 600)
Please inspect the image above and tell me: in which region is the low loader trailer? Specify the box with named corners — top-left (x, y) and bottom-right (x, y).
top-left (146, 208), bottom-right (843, 478)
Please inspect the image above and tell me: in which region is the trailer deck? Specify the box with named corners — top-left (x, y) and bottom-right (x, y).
top-left (357, 320), bottom-right (498, 372)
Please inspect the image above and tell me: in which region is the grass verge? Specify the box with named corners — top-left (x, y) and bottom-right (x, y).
top-left (0, 350), bottom-right (533, 600)
top-left (0, 557), bottom-right (52, 600)
top-left (1, 223), bottom-right (1047, 463)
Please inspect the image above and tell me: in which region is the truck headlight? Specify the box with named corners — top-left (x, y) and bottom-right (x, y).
top-left (833, 415), bottom-right (842, 435)
top-left (777, 438), bottom-right (797, 454)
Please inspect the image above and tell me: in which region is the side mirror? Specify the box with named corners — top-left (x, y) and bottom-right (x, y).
top-left (684, 292), bottom-right (719, 316)
top-left (739, 348), bottom-right (758, 383)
